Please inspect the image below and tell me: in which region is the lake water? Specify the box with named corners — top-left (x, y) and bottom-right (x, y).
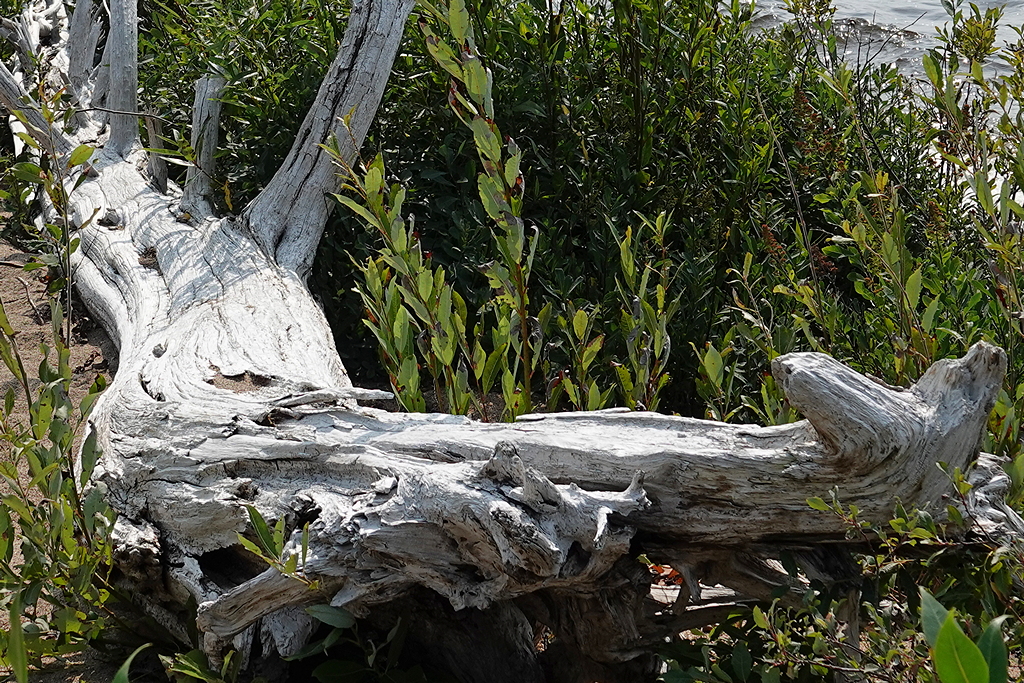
top-left (757, 0), bottom-right (1024, 74)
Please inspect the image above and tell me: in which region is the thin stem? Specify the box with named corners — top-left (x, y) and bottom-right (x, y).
top-left (756, 87), bottom-right (830, 349)
top-left (514, 265), bottom-right (533, 412)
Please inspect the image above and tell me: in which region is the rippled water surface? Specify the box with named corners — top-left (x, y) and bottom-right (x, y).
top-left (758, 0), bottom-right (1024, 74)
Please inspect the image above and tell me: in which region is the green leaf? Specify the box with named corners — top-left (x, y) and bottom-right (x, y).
top-left (237, 533), bottom-right (268, 559)
top-left (971, 173), bottom-right (995, 215)
top-left (481, 348), bottom-right (506, 394)
top-left (11, 162), bottom-right (44, 184)
top-left (752, 606), bottom-right (769, 629)
top-left (305, 604), bottom-right (356, 629)
top-left (78, 430), bottom-right (101, 487)
top-left (933, 612), bottom-right (989, 683)
top-left (976, 616), bottom-right (1009, 683)
top-left (462, 56), bottom-right (493, 117)
top-left (3, 495), bottom-right (32, 522)
top-left (906, 267), bottom-right (923, 310)
top-left (365, 158), bottom-right (384, 200)
top-left (920, 587), bottom-right (950, 647)
top-left (581, 335), bottom-right (604, 371)
top-left (702, 344), bottom-right (724, 388)
top-left (161, 650), bottom-right (211, 678)
top-left (8, 593), bottom-right (27, 683)
top-left (732, 640), bottom-right (752, 680)
top-left (245, 505), bottom-right (279, 557)
top-left (572, 309), bottom-right (588, 341)
top-left (477, 172), bottom-right (510, 220)
top-left (563, 377), bottom-right (579, 407)
top-left (711, 663), bottom-right (734, 682)
top-left (471, 340), bottom-right (486, 378)
top-left (416, 268), bottom-right (433, 302)
top-left (448, 0), bottom-right (471, 45)
top-left (922, 296), bottom-right (940, 333)
top-left (14, 131), bottom-right (39, 151)
top-left (68, 144), bottom-right (94, 168)
top-left (471, 115), bottom-right (501, 164)
top-left (0, 295), bottom-right (16, 335)
top-left (0, 335), bottom-right (24, 388)
top-left (422, 33), bottom-right (463, 80)
top-left (923, 52), bottom-right (943, 88)
top-left (971, 60), bottom-right (984, 84)
top-left (504, 152), bottom-right (522, 187)
top-left (806, 497), bottom-right (829, 511)
top-left (112, 643), bottom-right (152, 683)
top-left (273, 516), bottom-right (287, 550)
top-left (336, 195), bottom-right (383, 231)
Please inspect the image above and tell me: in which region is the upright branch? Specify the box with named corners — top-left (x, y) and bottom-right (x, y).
top-left (181, 74), bottom-right (227, 217)
top-left (145, 112), bottom-right (168, 193)
top-left (105, 0), bottom-right (137, 157)
top-left (66, 0), bottom-right (102, 106)
top-left (243, 0), bottom-right (416, 276)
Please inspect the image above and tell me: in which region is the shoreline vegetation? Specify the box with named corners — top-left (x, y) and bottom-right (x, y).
top-left (0, 0), bottom-right (1021, 680)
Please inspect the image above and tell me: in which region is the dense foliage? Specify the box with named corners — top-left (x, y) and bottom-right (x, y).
top-left (334, 1), bottom-right (1024, 680)
top-left (0, 0), bottom-right (1022, 680)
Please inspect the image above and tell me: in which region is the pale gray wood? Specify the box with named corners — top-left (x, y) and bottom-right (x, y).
top-left (145, 112), bottom-right (168, 194)
top-left (182, 74), bottom-right (226, 217)
top-left (91, 33), bottom-right (110, 120)
top-left (0, 17), bottom-right (34, 72)
top-left (243, 0), bottom-right (415, 277)
top-left (66, 0), bottom-right (101, 101)
top-left (106, 0), bottom-right (137, 157)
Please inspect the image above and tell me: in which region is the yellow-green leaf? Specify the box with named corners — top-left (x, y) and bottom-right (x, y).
top-left (703, 345), bottom-right (724, 388)
top-left (471, 116), bottom-right (501, 164)
top-left (8, 594), bottom-right (27, 683)
top-left (448, 0), bottom-right (471, 45)
top-left (68, 144), bottom-right (94, 168)
top-left (905, 267), bottom-right (923, 311)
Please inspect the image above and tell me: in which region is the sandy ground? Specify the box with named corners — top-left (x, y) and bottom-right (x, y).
top-left (0, 241), bottom-right (124, 681)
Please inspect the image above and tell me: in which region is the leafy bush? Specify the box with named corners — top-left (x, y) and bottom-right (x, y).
top-left (330, 0), bottom-right (1024, 679)
top-left (0, 122), bottom-right (115, 680)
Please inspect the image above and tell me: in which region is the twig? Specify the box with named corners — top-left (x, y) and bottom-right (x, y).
top-left (73, 106), bottom-right (175, 127)
top-left (16, 276), bottom-right (43, 322)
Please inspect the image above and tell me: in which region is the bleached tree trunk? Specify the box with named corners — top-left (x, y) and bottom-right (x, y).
top-left (2, 0), bottom-right (1021, 680)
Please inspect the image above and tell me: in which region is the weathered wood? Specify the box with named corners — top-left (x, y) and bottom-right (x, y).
top-left (66, 0), bottom-right (99, 96)
top-left (144, 112), bottom-right (168, 194)
top-left (106, 0), bottom-right (137, 157)
top-left (181, 74), bottom-right (226, 217)
top-left (243, 0), bottom-right (416, 276)
top-left (4, 0), bottom-right (1022, 680)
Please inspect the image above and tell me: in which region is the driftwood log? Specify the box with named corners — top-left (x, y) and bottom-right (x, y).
top-left (3, 0), bottom-right (1022, 680)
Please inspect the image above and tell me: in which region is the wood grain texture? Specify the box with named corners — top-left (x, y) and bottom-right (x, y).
top-left (181, 74), bottom-right (226, 218)
top-left (6, 1), bottom-right (1022, 678)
